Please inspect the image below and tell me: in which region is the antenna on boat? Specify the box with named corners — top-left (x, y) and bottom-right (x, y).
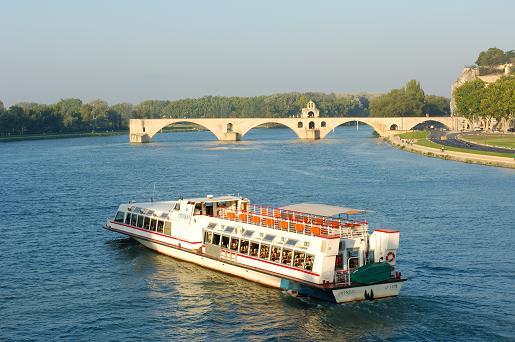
top-left (151, 183), bottom-right (156, 203)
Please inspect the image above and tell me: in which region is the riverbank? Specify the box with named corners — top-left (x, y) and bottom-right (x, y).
top-left (0, 124), bottom-right (207, 143)
top-left (387, 134), bottom-right (515, 169)
top-left (0, 131), bottom-right (129, 142)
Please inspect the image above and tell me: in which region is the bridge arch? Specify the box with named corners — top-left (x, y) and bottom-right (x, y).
top-left (320, 119), bottom-right (387, 138)
top-left (239, 119), bottom-right (303, 139)
top-left (408, 119), bottom-right (451, 131)
top-left (145, 119), bottom-right (224, 140)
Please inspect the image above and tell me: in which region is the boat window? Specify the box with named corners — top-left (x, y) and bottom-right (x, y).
top-left (164, 221), bottom-right (171, 235)
top-left (133, 207), bottom-right (142, 214)
top-left (368, 250), bottom-right (375, 263)
top-left (347, 248), bottom-right (359, 258)
top-left (157, 220), bottom-right (164, 233)
top-left (173, 203), bottom-right (180, 211)
top-left (259, 244), bottom-right (270, 259)
top-left (348, 257), bottom-right (359, 270)
top-left (271, 246), bottom-right (280, 262)
top-left (137, 215), bottom-right (144, 228)
top-left (147, 210), bottom-right (154, 216)
top-left (262, 234), bottom-right (275, 243)
top-left (281, 248), bottom-right (293, 265)
top-left (125, 213), bottom-right (132, 224)
top-left (224, 226), bottom-right (235, 234)
top-left (221, 235), bottom-right (230, 248)
top-left (207, 222), bottom-right (217, 230)
top-left (194, 203), bottom-right (202, 215)
top-left (293, 251), bottom-right (306, 268)
top-left (204, 231), bottom-right (213, 244)
top-left (143, 217), bottom-right (150, 230)
top-left (160, 212), bottom-right (168, 219)
top-left (114, 211), bottom-right (125, 223)
top-left (305, 254), bottom-right (314, 271)
top-left (239, 240), bottom-right (249, 254)
top-left (285, 239), bottom-right (298, 247)
top-left (151, 219), bottom-right (158, 231)
top-left (212, 234), bottom-right (221, 245)
top-left (229, 237), bottom-right (239, 251)
top-left (249, 242), bottom-right (259, 257)
top-left (242, 230), bottom-right (254, 238)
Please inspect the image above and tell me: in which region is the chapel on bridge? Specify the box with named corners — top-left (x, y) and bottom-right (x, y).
top-left (301, 100), bottom-right (320, 118)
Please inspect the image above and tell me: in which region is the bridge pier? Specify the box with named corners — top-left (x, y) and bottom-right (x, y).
top-left (221, 132), bottom-right (241, 141)
top-left (298, 129), bottom-right (320, 140)
top-left (130, 133), bottom-right (150, 143)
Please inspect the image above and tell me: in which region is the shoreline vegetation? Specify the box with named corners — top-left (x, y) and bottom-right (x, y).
top-left (0, 123), bottom-right (207, 142)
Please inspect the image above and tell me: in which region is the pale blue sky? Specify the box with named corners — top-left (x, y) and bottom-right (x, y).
top-left (0, 0), bottom-right (513, 106)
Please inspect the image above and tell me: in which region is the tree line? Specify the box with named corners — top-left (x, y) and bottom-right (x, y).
top-left (0, 87), bottom-right (450, 136)
top-left (369, 80), bottom-right (450, 117)
top-left (454, 76), bottom-right (514, 130)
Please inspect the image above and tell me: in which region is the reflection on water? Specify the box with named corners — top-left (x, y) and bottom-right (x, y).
top-left (1, 126), bottom-right (514, 340)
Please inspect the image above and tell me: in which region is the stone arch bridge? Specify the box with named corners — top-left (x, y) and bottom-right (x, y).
top-left (129, 116), bottom-right (465, 143)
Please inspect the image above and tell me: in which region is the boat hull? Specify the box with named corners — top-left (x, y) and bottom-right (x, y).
top-left (105, 224), bottom-right (404, 303)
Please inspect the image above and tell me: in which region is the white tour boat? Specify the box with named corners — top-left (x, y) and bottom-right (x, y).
top-left (103, 195), bottom-right (406, 303)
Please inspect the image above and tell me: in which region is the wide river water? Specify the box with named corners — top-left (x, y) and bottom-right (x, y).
top-left (1, 126), bottom-right (514, 341)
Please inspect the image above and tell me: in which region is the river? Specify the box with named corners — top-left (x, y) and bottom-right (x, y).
top-left (1, 126), bottom-right (514, 340)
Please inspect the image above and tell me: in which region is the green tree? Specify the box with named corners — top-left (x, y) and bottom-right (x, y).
top-left (369, 80), bottom-right (428, 117)
top-left (80, 103), bottom-right (93, 129)
top-left (89, 100), bottom-right (109, 130)
top-left (480, 76), bottom-right (515, 129)
top-left (55, 98), bottom-right (82, 130)
top-left (0, 105), bottom-right (25, 135)
top-left (133, 100), bottom-right (169, 118)
top-left (424, 95), bottom-right (450, 116)
top-left (0, 100), bottom-right (4, 113)
top-left (475, 47), bottom-right (508, 66)
top-left (454, 79), bottom-right (485, 121)
top-left (110, 103), bottom-right (133, 128)
top-left (27, 104), bottom-right (63, 133)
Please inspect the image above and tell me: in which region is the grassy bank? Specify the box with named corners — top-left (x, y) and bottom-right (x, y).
top-left (398, 131), bottom-right (515, 158)
top-left (460, 134), bottom-right (515, 149)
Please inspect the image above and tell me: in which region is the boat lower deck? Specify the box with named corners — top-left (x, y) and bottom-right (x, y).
top-left (104, 223), bottom-right (404, 303)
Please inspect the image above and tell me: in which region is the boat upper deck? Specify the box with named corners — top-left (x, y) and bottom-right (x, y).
top-left (123, 196), bottom-right (369, 240)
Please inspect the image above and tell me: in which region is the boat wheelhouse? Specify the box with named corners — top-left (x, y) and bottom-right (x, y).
top-left (103, 195), bottom-right (406, 303)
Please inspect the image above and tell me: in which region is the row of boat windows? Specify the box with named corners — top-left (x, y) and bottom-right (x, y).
top-left (116, 211), bottom-right (171, 235)
top-left (204, 231), bottom-right (314, 271)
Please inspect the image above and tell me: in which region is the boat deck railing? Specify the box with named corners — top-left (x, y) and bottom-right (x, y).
top-left (217, 204), bottom-right (368, 239)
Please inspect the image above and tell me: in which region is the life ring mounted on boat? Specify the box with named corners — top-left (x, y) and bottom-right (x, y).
top-left (385, 251), bottom-right (395, 263)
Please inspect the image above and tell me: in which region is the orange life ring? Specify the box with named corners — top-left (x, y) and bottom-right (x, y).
top-left (385, 251), bottom-right (395, 262)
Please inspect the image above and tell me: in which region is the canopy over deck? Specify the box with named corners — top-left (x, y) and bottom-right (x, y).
top-left (279, 203), bottom-right (366, 217)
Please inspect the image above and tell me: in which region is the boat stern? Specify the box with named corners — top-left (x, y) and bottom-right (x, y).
top-left (332, 280), bottom-right (405, 303)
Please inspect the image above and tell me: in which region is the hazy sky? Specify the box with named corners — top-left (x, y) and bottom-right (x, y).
top-left (0, 0), bottom-right (513, 106)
